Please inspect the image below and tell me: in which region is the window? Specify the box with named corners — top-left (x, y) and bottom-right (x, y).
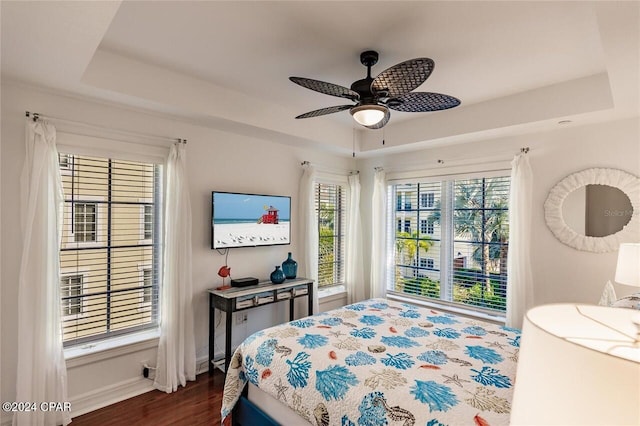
top-left (61, 275), bottom-right (83, 316)
top-left (74, 203), bottom-right (97, 242)
top-left (420, 192), bottom-right (434, 208)
top-left (420, 218), bottom-right (435, 235)
top-left (315, 182), bottom-right (345, 288)
top-left (389, 175), bottom-right (510, 314)
top-left (397, 192), bottom-right (412, 210)
top-left (141, 268), bottom-right (153, 305)
top-left (404, 219), bottom-right (411, 233)
top-left (59, 153), bottom-right (71, 169)
top-left (143, 205), bottom-right (153, 240)
top-left (419, 257), bottom-right (435, 269)
top-left (60, 154), bottom-right (162, 346)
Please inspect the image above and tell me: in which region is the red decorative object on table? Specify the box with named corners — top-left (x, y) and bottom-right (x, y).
top-left (218, 265), bottom-right (231, 289)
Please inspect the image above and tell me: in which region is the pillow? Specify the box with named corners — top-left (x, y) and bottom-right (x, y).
top-left (598, 280), bottom-right (617, 307)
top-left (612, 294), bottom-right (640, 310)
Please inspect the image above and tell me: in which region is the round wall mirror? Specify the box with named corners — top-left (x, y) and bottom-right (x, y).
top-left (544, 168), bottom-right (640, 252)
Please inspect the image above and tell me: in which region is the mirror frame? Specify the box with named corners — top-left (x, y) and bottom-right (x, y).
top-left (544, 168), bottom-right (640, 252)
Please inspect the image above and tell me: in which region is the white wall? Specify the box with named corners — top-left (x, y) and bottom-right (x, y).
top-left (2, 80), bottom-right (638, 421)
top-left (357, 117), bottom-right (640, 306)
top-left (0, 82), bottom-right (351, 421)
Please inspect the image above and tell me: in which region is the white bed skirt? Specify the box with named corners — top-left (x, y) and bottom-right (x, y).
top-left (248, 382), bottom-right (312, 425)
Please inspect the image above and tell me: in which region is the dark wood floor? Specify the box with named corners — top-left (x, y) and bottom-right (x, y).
top-left (72, 370), bottom-right (226, 426)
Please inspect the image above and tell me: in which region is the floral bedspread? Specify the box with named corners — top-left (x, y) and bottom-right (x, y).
top-left (221, 298), bottom-right (520, 425)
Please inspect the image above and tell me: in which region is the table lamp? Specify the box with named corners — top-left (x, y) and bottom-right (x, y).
top-left (510, 304), bottom-right (640, 425)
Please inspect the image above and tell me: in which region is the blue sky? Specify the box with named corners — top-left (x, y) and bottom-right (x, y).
top-left (213, 192), bottom-right (290, 220)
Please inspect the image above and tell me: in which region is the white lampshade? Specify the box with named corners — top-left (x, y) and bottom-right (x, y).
top-left (511, 304), bottom-right (640, 425)
top-left (615, 243), bottom-right (640, 287)
top-left (350, 105), bottom-right (386, 126)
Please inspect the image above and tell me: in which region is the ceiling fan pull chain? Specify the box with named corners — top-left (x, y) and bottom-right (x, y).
top-left (352, 124), bottom-right (356, 157)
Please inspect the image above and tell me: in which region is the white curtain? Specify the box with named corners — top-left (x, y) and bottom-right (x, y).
top-left (154, 143), bottom-right (196, 393)
top-left (506, 153), bottom-right (534, 328)
top-left (299, 164), bottom-right (319, 313)
top-left (345, 174), bottom-right (365, 304)
top-left (370, 169), bottom-right (387, 299)
top-left (14, 120), bottom-right (70, 426)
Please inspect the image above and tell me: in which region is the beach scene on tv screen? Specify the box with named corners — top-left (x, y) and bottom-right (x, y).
top-left (213, 193), bottom-right (290, 248)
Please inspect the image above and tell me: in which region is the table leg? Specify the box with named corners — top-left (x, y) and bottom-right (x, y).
top-left (308, 283), bottom-right (313, 315)
top-left (208, 294), bottom-right (215, 376)
top-left (225, 309), bottom-right (232, 374)
top-left (289, 298), bottom-right (294, 321)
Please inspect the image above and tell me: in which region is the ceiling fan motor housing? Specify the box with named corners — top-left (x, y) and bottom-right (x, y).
top-left (351, 77), bottom-right (375, 104)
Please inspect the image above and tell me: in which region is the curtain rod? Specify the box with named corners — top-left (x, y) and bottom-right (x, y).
top-left (373, 147), bottom-right (530, 172)
top-left (301, 160), bottom-right (359, 175)
top-left (25, 111), bottom-right (184, 144)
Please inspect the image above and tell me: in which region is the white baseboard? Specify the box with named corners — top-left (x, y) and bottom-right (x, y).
top-left (69, 376), bottom-right (155, 418)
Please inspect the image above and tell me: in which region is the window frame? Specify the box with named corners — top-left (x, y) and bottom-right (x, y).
top-left (314, 177), bottom-right (348, 289)
top-left (59, 154), bottom-right (162, 348)
top-left (386, 169), bottom-right (511, 316)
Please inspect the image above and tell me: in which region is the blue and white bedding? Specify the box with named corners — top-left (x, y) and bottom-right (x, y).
top-left (221, 298), bottom-right (520, 425)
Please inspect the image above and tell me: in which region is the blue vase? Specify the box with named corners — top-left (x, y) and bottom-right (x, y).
top-left (282, 252), bottom-right (298, 279)
top-left (270, 266), bottom-right (286, 284)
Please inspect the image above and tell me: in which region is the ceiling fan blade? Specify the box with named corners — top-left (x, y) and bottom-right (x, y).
top-left (295, 105), bottom-right (353, 119)
top-left (290, 77), bottom-right (360, 101)
top-left (371, 58), bottom-right (435, 97)
top-left (364, 108), bottom-right (391, 129)
top-left (388, 92), bottom-right (461, 112)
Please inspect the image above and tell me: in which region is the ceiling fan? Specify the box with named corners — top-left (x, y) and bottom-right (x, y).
top-left (290, 50), bottom-right (461, 129)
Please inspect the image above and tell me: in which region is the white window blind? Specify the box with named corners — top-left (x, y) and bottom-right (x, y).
top-left (315, 182), bottom-right (346, 288)
top-left (388, 175), bottom-right (510, 314)
top-left (59, 154), bottom-right (162, 346)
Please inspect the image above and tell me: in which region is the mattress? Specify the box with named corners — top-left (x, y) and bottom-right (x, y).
top-left (222, 298), bottom-right (520, 425)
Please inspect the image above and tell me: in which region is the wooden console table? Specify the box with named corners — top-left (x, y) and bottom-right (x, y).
top-left (208, 277), bottom-right (314, 375)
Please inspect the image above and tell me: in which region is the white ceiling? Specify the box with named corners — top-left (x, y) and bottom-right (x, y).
top-left (2, 1), bottom-right (638, 156)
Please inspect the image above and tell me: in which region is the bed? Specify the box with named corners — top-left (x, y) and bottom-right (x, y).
top-left (221, 298), bottom-right (520, 425)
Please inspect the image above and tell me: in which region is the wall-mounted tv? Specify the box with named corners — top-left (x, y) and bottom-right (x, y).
top-left (211, 191), bottom-right (291, 249)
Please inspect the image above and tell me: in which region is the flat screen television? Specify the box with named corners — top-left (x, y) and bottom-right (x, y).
top-left (211, 191), bottom-right (291, 249)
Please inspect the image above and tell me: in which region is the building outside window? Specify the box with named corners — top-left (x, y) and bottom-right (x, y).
top-left (389, 175), bottom-right (510, 314)
top-left (315, 182), bottom-right (345, 288)
top-left (59, 154), bottom-right (162, 346)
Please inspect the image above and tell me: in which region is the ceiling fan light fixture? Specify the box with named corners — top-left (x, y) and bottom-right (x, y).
top-left (350, 104), bottom-right (387, 126)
